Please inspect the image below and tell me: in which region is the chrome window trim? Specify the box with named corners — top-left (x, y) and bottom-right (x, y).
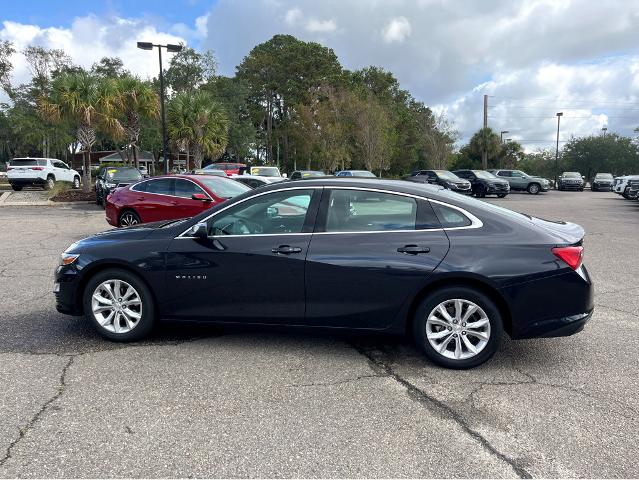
top-left (130, 177), bottom-right (213, 201)
top-left (176, 185), bottom-right (482, 239)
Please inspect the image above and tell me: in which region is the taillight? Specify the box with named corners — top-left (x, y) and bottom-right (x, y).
top-left (30, 167), bottom-right (44, 171)
top-left (552, 246), bottom-right (584, 271)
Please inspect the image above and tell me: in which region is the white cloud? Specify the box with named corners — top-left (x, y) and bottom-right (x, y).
top-left (382, 17), bottom-right (411, 43)
top-left (305, 18), bottom-right (337, 33)
top-left (284, 8), bottom-right (303, 25)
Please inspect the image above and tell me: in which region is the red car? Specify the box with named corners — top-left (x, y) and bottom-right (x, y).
top-left (105, 174), bottom-right (250, 227)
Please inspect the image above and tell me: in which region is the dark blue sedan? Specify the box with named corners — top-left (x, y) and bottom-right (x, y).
top-left (54, 178), bottom-right (593, 368)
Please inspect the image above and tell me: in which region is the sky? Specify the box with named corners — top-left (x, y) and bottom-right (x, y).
top-left (2, 0), bottom-right (639, 151)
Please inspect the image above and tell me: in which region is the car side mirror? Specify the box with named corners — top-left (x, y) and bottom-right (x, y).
top-left (192, 193), bottom-right (212, 202)
top-left (143, 174), bottom-right (150, 179)
top-left (191, 222), bottom-right (209, 240)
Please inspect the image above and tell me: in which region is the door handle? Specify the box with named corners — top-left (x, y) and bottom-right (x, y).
top-left (397, 245), bottom-right (430, 254)
top-left (272, 245), bottom-right (302, 255)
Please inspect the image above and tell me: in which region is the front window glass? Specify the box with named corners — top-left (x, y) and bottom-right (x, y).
top-left (472, 170), bottom-right (499, 180)
top-left (325, 189), bottom-right (416, 232)
top-left (434, 170), bottom-right (461, 181)
top-left (210, 189), bottom-right (314, 235)
top-left (146, 178), bottom-right (174, 195)
top-left (174, 179), bottom-right (205, 198)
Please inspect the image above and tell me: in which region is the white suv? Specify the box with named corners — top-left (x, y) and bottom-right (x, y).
top-left (613, 175), bottom-right (639, 198)
top-left (7, 157), bottom-right (81, 191)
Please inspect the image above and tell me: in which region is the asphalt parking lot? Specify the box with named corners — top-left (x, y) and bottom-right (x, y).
top-left (0, 191), bottom-right (637, 478)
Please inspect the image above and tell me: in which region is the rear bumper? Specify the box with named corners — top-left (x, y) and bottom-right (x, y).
top-left (502, 265), bottom-right (594, 339)
top-left (9, 177), bottom-right (46, 186)
top-left (105, 201), bottom-right (119, 226)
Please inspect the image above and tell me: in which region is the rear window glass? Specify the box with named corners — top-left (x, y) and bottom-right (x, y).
top-left (10, 159), bottom-right (46, 166)
top-left (431, 203), bottom-right (472, 228)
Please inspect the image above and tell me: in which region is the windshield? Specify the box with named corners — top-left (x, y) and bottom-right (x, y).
top-left (434, 170), bottom-right (462, 181)
top-left (251, 166), bottom-right (281, 177)
top-left (196, 176), bottom-right (251, 198)
top-left (351, 171), bottom-right (377, 177)
top-left (301, 171), bottom-right (324, 177)
top-left (563, 172), bottom-right (581, 178)
top-left (595, 173), bottom-right (613, 179)
top-left (106, 168), bottom-right (142, 181)
top-left (472, 170), bottom-right (499, 180)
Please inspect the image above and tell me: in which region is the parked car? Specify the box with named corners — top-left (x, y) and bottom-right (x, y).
top-left (404, 170), bottom-right (472, 195)
top-left (56, 177), bottom-right (593, 369)
top-left (7, 157), bottom-right (81, 191)
top-left (192, 169), bottom-right (228, 177)
top-left (95, 166), bottom-right (143, 207)
top-left (335, 170), bottom-right (377, 178)
top-left (232, 175), bottom-right (286, 189)
top-left (452, 169), bottom-right (510, 198)
top-left (104, 174), bottom-right (250, 227)
top-left (627, 179), bottom-right (639, 200)
top-left (590, 173), bottom-right (614, 191)
top-left (557, 172), bottom-right (585, 191)
top-left (289, 170), bottom-right (325, 180)
top-left (613, 175), bottom-right (639, 198)
top-left (202, 162), bottom-right (246, 176)
top-left (487, 169), bottom-right (550, 194)
top-left (248, 166), bottom-right (283, 177)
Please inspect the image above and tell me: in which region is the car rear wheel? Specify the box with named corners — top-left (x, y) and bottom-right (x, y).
top-left (83, 269), bottom-right (155, 341)
top-left (413, 287), bottom-right (503, 369)
top-left (119, 210), bottom-right (141, 227)
top-left (44, 176), bottom-right (55, 190)
top-left (527, 183), bottom-right (540, 194)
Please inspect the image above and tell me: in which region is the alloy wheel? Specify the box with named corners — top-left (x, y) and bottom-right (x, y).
top-left (120, 212), bottom-right (139, 227)
top-left (91, 279), bottom-right (142, 334)
top-left (529, 184), bottom-right (540, 194)
top-left (74, 177), bottom-right (80, 188)
top-left (47, 178), bottom-right (55, 189)
top-left (425, 299), bottom-right (491, 360)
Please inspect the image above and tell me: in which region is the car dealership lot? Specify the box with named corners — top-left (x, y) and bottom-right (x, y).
top-left (0, 192), bottom-right (637, 477)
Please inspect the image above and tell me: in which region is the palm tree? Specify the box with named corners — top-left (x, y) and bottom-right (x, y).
top-left (39, 72), bottom-right (123, 192)
top-left (167, 91), bottom-right (229, 170)
top-left (116, 76), bottom-right (159, 169)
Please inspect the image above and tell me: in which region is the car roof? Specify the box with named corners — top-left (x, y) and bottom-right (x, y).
top-left (257, 177), bottom-right (445, 197)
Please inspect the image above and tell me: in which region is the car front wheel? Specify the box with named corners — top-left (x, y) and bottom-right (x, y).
top-left (527, 183), bottom-right (540, 194)
top-left (413, 287), bottom-right (503, 369)
top-left (83, 269), bottom-right (155, 341)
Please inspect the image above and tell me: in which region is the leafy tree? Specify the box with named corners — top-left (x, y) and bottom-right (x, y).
top-left (165, 46), bottom-right (216, 94)
top-left (167, 91), bottom-right (229, 169)
top-left (115, 76), bottom-right (159, 168)
top-left (456, 127), bottom-right (501, 169)
top-left (40, 72), bottom-right (124, 191)
top-left (0, 40), bottom-right (16, 98)
top-left (497, 140), bottom-right (524, 169)
top-left (353, 93), bottom-right (392, 176)
top-left (562, 134), bottom-right (639, 178)
top-left (92, 57), bottom-right (129, 78)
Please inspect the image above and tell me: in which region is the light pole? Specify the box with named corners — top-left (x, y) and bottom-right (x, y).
top-left (500, 130), bottom-right (509, 142)
top-left (602, 126), bottom-right (607, 137)
top-left (137, 41), bottom-right (183, 174)
top-left (555, 112), bottom-right (563, 189)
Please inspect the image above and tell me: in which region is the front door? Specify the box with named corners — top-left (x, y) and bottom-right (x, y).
top-left (305, 188), bottom-right (450, 329)
top-left (163, 187), bottom-right (321, 323)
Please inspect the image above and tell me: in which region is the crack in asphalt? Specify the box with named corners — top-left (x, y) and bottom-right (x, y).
top-left (0, 355), bottom-right (76, 468)
top-left (594, 301), bottom-right (638, 317)
top-left (285, 373), bottom-right (387, 388)
top-left (351, 344), bottom-right (533, 479)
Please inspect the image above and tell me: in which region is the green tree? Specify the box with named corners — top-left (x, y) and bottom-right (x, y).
top-left (91, 57), bottom-right (129, 78)
top-left (165, 46), bottom-right (216, 94)
top-left (167, 91), bottom-right (229, 169)
top-left (353, 93), bottom-right (393, 176)
top-left (0, 40), bottom-right (16, 98)
top-left (115, 76), bottom-right (159, 168)
top-left (562, 134), bottom-right (639, 178)
top-left (40, 72), bottom-right (124, 191)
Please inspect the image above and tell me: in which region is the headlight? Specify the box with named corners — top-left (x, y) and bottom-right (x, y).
top-left (60, 253), bottom-right (80, 266)
top-left (487, 183), bottom-right (495, 187)
top-left (105, 182), bottom-right (117, 188)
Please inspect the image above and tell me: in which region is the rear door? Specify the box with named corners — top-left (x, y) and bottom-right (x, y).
top-left (135, 178), bottom-right (178, 222)
top-left (52, 161), bottom-right (72, 182)
top-left (304, 188), bottom-right (450, 329)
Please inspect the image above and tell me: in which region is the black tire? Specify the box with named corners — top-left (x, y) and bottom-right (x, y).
top-left (44, 175), bottom-right (55, 190)
top-left (83, 268), bottom-right (155, 342)
top-left (497, 193), bottom-right (507, 198)
top-left (95, 194), bottom-right (102, 206)
top-left (119, 210), bottom-right (141, 227)
top-left (476, 185), bottom-right (486, 198)
top-left (11, 185), bottom-right (23, 191)
top-left (73, 176), bottom-right (81, 189)
top-left (412, 286), bottom-right (503, 369)
top-left (527, 183), bottom-right (541, 195)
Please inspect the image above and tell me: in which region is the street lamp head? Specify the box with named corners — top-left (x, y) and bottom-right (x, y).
top-left (556, 112), bottom-right (563, 117)
top-left (501, 130), bottom-right (509, 134)
top-left (166, 44), bottom-right (183, 53)
top-left (137, 41), bottom-right (153, 50)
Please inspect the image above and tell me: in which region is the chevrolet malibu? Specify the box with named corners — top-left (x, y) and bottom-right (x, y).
top-left (55, 178), bottom-right (593, 368)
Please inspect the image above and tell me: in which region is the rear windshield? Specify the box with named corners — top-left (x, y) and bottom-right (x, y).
top-left (106, 168), bottom-right (142, 181)
top-left (196, 176), bottom-right (251, 198)
top-left (10, 159), bottom-right (46, 166)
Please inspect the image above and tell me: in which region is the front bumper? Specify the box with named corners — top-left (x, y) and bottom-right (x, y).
top-left (560, 182), bottom-right (584, 190)
top-left (54, 264), bottom-right (83, 316)
top-left (486, 184), bottom-right (510, 195)
top-left (592, 183), bottom-right (612, 190)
